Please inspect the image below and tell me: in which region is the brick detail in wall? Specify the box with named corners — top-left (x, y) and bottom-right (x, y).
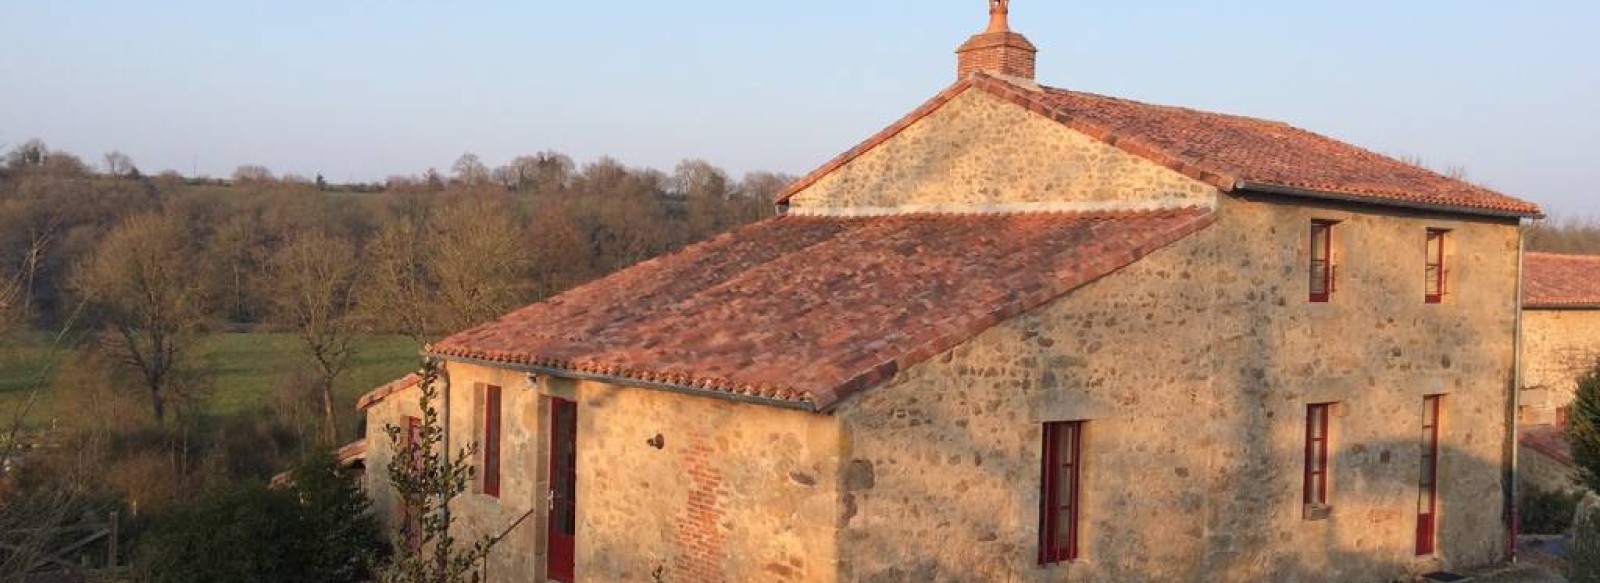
top-left (673, 434), bottom-right (728, 583)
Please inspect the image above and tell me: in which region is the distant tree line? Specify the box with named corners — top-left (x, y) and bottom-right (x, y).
top-left (0, 139), bottom-right (787, 575)
top-left (0, 138), bottom-right (784, 442)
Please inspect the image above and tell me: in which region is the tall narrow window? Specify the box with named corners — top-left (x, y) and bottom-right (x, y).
top-left (403, 416), bottom-right (423, 551)
top-left (1303, 404), bottom-right (1332, 518)
top-left (1417, 395), bottom-right (1443, 556)
top-left (482, 385), bottom-right (503, 498)
top-left (1310, 220), bottom-right (1337, 302)
top-left (1040, 421), bottom-right (1084, 564)
top-left (1425, 229), bottom-right (1448, 304)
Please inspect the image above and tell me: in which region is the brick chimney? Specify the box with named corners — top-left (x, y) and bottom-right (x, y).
top-left (956, 0), bottom-right (1037, 81)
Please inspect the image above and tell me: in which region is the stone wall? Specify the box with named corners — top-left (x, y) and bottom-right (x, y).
top-left (784, 89), bottom-right (1217, 213)
top-left (366, 361), bottom-right (843, 583)
top-left (362, 364), bottom-right (548, 579)
top-left (834, 193), bottom-right (1521, 583)
top-left (1520, 309), bottom-right (1600, 426)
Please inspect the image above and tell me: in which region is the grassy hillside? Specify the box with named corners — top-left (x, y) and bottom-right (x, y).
top-left (0, 332), bottom-right (421, 430)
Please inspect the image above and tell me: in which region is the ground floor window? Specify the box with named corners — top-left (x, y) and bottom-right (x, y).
top-left (1417, 395), bottom-right (1443, 556)
top-left (1304, 403), bottom-right (1333, 518)
top-left (1040, 421), bottom-right (1084, 564)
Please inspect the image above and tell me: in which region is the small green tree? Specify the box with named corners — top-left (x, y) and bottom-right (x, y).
top-left (1568, 360), bottom-right (1600, 492)
top-left (377, 360), bottom-right (498, 583)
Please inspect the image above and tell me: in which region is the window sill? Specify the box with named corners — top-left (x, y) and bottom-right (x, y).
top-left (1303, 504), bottom-right (1333, 521)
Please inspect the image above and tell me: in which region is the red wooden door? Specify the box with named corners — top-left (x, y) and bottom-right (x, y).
top-left (547, 398), bottom-right (578, 582)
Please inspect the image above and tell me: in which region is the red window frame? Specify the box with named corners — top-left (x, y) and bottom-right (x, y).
top-left (1417, 395), bottom-right (1443, 556)
top-left (1425, 229), bottom-right (1448, 304)
top-left (1303, 404), bottom-right (1332, 515)
top-left (483, 385), bottom-right (503, 498)
top-left (1039, 421), bottom-right (1084, 565)
top-left (1558, 406), bottom-right (1571, 429)
top-left (403, 416), bottom-right (423, 551)
top-left (1309, 220), bottom-right (1337, 303)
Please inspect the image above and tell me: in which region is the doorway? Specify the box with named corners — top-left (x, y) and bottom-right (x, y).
top-left (547, 398), bottom-right (578, 582)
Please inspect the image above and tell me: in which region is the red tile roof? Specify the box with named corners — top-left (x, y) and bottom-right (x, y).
top-left (429, 208), bottom-right (1215, 410)
top-left (356, 373), bottom-right (421, 411)
top-left (1525, 252), bottom-right (1600, 309)
top-left (1520, 424), bottom-right (1573, 467)
top-left (777, 73), bottom-right (1541, 218)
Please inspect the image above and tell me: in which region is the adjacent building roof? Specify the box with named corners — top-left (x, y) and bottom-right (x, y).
top-left (1520, 424), bottom-right (1574, 467)
top-left (776, 73), bottom-right (1542, 218)
top-left (356, 373), bottom-right (421, 411)
top-left (1525, 252), bottom-right (1600, 309)
top-left (429, 208), bottom-right (1215, 411)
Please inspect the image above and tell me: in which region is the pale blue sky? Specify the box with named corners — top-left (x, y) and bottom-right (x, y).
top-left (2, 1), bottom-right (1596, 216)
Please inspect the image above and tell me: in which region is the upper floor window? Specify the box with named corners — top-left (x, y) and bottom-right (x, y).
top-left (1425, 229), bottom-right (1449, 304)
top-left (1040, 421), bottom-right (1084, 565)
top-left (481, 385), bottom-right (503, 498)
top-left (1304, 403), bottom-right (1333, 519)
top-left (1309, 220), bottom-right (1337, 303)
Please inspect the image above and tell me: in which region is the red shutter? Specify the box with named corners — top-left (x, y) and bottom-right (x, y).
top-left (483, 385), bottom-right (503, 498)
top-left (1425, 229), bottom-right (1448, 304)
top-left (1304, 404), bottom-right (1331, 515)
top-left (403, 416), bottom-right (422, 551)
top-left (1039, 421), bottom-right (1083, 565)
top-left (1309, 221), bottom-right (1336, 303)
top-left (1417, 396), bottom-right (1443, 555)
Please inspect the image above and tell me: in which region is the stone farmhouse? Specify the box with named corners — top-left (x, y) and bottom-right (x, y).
top-left (353, 4), bottom-right (1549, 582)
top-left (1518, 252), bottom-right (1600, 492)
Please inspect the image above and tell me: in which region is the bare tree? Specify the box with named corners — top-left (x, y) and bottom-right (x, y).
top-left (675, 159), bottom-right (735, 236)
top-left (5, 139), bottom-right (48, 169)
top-left (232, 165), bottom-right (275, 184)
top-left (361, 218), bottom-right (437, 344)
top-left (428, 195), bottom-right (531, 330)
top-left (267, 231), bottom-right (363, 445)
top-left (70, 212), bottom-right (208, 422)
top-left (450, 153), bottom-right (490, 187)
top-left (506, 151), bottom-right (574, 193)
top-left (101, 151), bottom-right (135, 178)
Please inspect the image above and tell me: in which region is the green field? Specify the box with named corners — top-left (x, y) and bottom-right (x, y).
top-left (0, 332), bottom-right (421, 430)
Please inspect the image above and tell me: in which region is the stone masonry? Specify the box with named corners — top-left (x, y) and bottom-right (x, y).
top-left (1520, 309), bottom-right (1600, 426)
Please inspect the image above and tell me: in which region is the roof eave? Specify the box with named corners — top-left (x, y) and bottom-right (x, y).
top-left (428, 352), bottom-right (822, 413)
top-left (1234, 181), bottom-right (1544, 220)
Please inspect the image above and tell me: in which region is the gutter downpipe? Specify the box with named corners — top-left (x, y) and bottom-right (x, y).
top-left (1509, 226), bottom-right (1527, 562)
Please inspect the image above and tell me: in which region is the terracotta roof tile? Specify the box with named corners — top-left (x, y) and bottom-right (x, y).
top-left (1525, 252), bottom-right (1600, 308)
top-left (429, 208), bottom-right (1215, 410)
top-left (777, 73), bottom-right (1541, 218)
top-left (355, 373), bottom-right (421, 411)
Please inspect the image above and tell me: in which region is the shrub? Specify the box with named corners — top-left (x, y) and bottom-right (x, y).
top-left (137, 452), bottom-right (385, 583)
top-left (1521, 484), bottom-right (1585, 535)
top-left (1569, 509), bottom-right (1600, 583)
